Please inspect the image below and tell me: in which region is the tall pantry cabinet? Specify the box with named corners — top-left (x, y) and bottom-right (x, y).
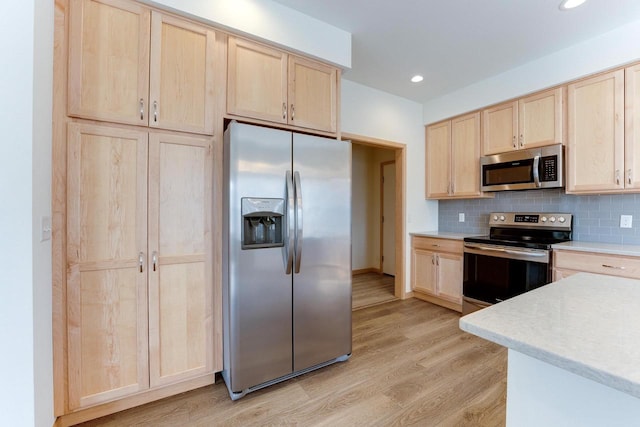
top-left (57, 0), bottom-right (217, 420)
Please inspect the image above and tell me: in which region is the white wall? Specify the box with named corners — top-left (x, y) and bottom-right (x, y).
top-left (423, 19), bottom-right (640, 124)
top-left (1, 0), bottom-right (53, 426)
top-left (146, 0), bottom-right (351, 68)
top-left (342, 79), bottom-right (438, 292)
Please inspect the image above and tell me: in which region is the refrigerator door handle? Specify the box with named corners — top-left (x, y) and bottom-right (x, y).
top-left (294, 171), bottom-right (303, 273)
top-left (285, 171), bottom-right (295, 274)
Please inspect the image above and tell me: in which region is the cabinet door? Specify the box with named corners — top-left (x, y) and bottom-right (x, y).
top-left (227, 37), bottom-right (288, 124)
top-left (149, 12), bottom-right (216, 135)
top-left (483, 101), bottom-right (517, 155)
top-left (425, 121), bottom-right (451, 198)
top-left (66, 123), bottom-right (149, 409)
top-left (625, 64), bottom-right (640, 190)
top-left (287, 56), bottom-right (338, 133)
top-left (148, 133), bottom-right (214, 387)
top-left (519, 88), bottom-right (563, 149)
top-left (567, 70), bottom-right (624, 193)
top-left (412, 248), bottom-right (437, 295)
top-left (68, 0), bottom-right (150, 125)
top-left (451, 112), bottom-right (482, 197)
top-left (436, 253), bottom-right (463, 304)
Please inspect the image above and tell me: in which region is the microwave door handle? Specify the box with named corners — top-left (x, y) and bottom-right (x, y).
top-left (532, 155), bottom-right (541, 187)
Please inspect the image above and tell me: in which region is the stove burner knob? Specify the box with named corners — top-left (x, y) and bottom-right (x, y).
top-left (499, 215), bottom-right (506, 221)
top-left (541, 216), bottom-right (548, 222)
top-left (558, 216), bottom-right (566, 223)
top-left (493, 215), bottom-right (498, 221)
top-left (549, 216), bottom-right (556, 223)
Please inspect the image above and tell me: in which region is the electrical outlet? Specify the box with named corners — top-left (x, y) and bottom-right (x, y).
top-left (620, 215), bottom-right (633, 228)
top-left (41, 216), bottom-right (52, 241)
top-left (458, 213), bottom-right (465, 222)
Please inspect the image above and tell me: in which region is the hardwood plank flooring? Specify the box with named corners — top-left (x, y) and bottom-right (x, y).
top-left (352, 272), bottom-right (397, 310)
top-left (77, 299), bottom-right (506, 427)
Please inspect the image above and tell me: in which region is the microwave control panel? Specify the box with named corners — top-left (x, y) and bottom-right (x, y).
top-left (540, 155), bottom-right (557, 181)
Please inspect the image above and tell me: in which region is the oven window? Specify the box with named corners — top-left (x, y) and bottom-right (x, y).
top-left (463, 252), bottom-right (549, 304)
top-left (483, 159), bottom-right (533, 185)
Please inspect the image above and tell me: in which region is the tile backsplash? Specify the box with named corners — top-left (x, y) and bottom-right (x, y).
top-left (438, 189), bottom-right (640, 245)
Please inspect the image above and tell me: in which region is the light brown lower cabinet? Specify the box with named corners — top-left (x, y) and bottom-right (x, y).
top-left (553, 249), bottom-right (640, 281)
top-left (411, 236), bottom-right (463, 312)
top-left (65, 122), bottom-right (215, 414)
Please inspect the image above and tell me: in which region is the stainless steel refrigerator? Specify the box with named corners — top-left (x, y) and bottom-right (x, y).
top-left (222, 121), bottom-right (352, 400)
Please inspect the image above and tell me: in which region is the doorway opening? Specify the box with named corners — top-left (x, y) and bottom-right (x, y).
top-left (345, 133), bottom-right (405, 311)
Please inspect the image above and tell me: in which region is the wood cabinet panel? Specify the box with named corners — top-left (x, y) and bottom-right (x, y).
top-left (567, 70), bottom-right (624, 193)
top-left (412, 248), bottom-right (437, 295)
top-left (227, 37), bottom-right (288, 124)
top-left (149, 12), bottom-right (216, 134)
top-left (483, 101), bottom-right (517, 155)
top-left (436, 252), bottom-right (463, 304)
top-left (554, 250), bottom-right (640, 279)
top-left (451, 112), bottom-right (482, 196)
top-left (66, 123), bottom-right (149, 409)
top-left (413, 236), bottom-right (460, 254)
top-left (519, 88), bottom-right (563, 149)
top-left (68, 0), bottom-right (150, 125)
top-left (148, 132), bottom-right (214, 387)
top-left (425, 121), bottom-right (451, 198)
top-left (288, 56), bottom-right (337, 132)
top-left (626, 64), bottom-right (640, 190)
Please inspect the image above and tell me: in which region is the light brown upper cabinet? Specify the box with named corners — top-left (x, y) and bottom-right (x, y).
top-left (426, 112), bottom-right (489, 199)
top-left (482, 88), bottom-right (563, 155)
top-left (227, 37), bottom-right (338, 133)
top-left (66, 122), bottom-right (214, 410)
top-left (625, 63), bottom-right (640, 190)
top-left (566, 70), bottom-right (625, 193)
top-left (68, 0), bottom-right (216, 135)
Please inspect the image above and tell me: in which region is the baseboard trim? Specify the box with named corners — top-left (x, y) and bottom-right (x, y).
top-left (352, 268), bottom-right (382, 276)
top-left (412, 291), bottom-right (462, 313)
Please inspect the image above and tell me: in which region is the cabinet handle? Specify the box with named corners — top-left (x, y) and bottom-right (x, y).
top-left (616, 169), bottom-right (621, 185)
top-left (519, 134), bottom-right (524, 148)
top-left (139, 98), bottom-right (144, 120)
top-left (512, 136), bottom-right (517, 149)
top-left (436, 255), bottom-right (439, 266)
top-left (291, 104), bottom-right (295, 120)
top-left (602, 264), bottom-right (625, 270)
top-left (629, 169), bottom-right (632, 185)
top-left (431, 255), bottom-right (435, 265)
top-left (139, 252), bottom-right (145, 273)
top-left (153, 101), bottom-right (158, 122)
top-left (282, 103), bottom-right (287, 120)
top-left (152, 251), bottom-right (158, 272)
top-left (431, 244), bottom-right (440, 247)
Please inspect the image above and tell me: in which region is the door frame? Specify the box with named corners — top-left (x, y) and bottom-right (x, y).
top-left (379, 160), bottom-right (395, 275)
top-left (342, 132), bottom-right (407, 300)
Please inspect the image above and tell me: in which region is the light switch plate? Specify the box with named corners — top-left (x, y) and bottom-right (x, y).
top-left (620, 214), bottom-right (633, 229)
top-left (459, 213), bottom-right (465, 222)
top-left (41, 216), bottom-right (52, 241)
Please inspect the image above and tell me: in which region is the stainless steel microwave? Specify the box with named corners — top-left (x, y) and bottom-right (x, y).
top-left (480, 144), bottom-right (564, 192)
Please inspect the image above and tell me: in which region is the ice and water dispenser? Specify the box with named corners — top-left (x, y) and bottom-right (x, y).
top-left (241, 198), bottom-right (285, 249)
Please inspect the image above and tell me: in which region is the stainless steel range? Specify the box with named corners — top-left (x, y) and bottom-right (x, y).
top-left (462, 212), bottom-right (573, 315)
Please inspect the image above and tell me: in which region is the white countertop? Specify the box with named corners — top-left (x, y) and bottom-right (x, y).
top-left (553, 240), bottom-right (640, 257)
top-left (410, 231), bottom-right (474, 240)
top-left (459, 273), bottom-right (640, 399)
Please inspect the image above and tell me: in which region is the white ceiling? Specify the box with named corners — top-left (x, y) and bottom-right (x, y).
top-left (271, 0), bottom-right (640, 104)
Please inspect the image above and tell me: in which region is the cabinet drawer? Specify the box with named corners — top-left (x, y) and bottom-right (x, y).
top-left (412, 236), bottom-right (462, 254)
top-left (554, 250), bottom-right (640, 279)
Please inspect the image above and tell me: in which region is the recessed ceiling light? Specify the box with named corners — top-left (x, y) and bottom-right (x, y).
top-left (559, 0), bottom-right (587, 10)
top-left (411, 75), bottom-right (424, 83)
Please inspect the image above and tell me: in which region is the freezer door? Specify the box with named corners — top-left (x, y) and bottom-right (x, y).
top-left (225, 122), bottom-right (293, 391)
top-left (292, 133), bottom-right (352, 371)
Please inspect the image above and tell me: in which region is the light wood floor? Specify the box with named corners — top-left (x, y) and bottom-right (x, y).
top-left (352, 272), bottom-right (397, 310)
top-left (79, 299), bottom-right (506, 426)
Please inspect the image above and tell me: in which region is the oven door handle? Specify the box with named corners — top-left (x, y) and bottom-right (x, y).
top-left (464, 244), bottom-right (506, 252)
top-left (504, 249), bottom-right (546, 257)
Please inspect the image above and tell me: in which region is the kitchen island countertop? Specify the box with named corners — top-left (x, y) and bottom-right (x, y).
top-left (460, 272), bottom-right (640, 399)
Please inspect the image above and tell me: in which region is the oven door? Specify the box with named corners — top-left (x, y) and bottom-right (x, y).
top-left (462, 243), bottom-right (551, 314)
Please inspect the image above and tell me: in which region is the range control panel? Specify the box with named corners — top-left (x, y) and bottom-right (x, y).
top-left (489, 212), bottom-right (573, 229)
